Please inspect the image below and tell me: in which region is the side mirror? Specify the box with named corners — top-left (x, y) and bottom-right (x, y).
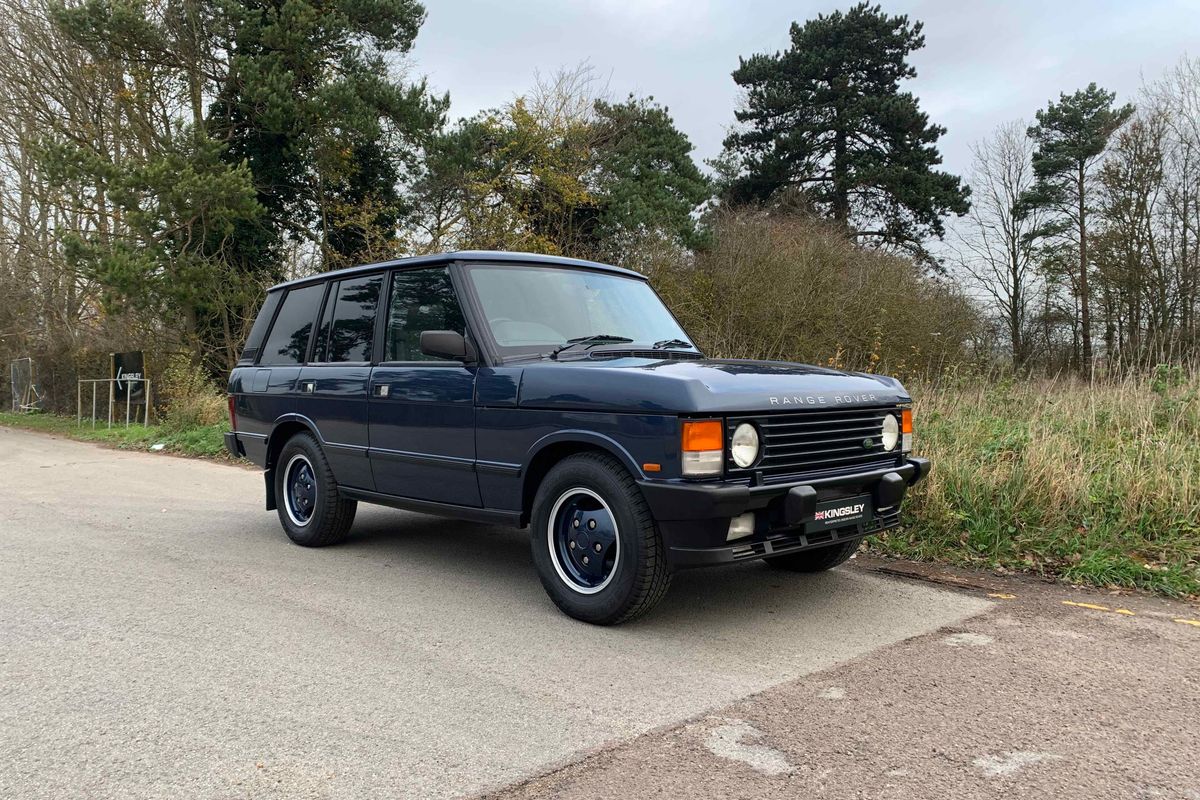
top-left (420, 330), bottom-right (474, 362)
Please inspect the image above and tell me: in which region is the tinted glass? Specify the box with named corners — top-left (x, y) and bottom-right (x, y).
top-left (385, 268), bottom-right (467, 362)
top-left (240, 291), bottom-right (281, 363)
top-left (464, 265), bottom-right (689, 358)
top-left (258, 283), bottom-right (324, 365)
top-left (323, 274), bottom-right (383, 362)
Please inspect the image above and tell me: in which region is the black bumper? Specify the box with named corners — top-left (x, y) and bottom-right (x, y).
top-left (223, 431), bottom-right (244, 459)
top-left (638, 457), bottom-right (930, 568)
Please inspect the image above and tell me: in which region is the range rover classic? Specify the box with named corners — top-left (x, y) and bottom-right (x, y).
top-left (225, 251), bottom-right (928, 624)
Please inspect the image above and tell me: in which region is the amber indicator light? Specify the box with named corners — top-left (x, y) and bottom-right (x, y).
top-left (681, 420), bottom-right (723, 452)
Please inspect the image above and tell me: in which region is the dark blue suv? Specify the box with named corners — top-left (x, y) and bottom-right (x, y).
top-left (225, 251), bottom-right (928, 624)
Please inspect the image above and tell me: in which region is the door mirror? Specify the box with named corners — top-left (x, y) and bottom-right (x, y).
top-left (420, 330), bottom-right (473, 362)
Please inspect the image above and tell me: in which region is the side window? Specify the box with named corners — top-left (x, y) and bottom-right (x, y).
top-left (258, 283), bottom-right (324, 366)
top-left (240, 291), bottom-right (281, 364)
top-left (385, 268), bottom-right (467, 362)
top-left (314, 274), bottom-right (383, 363)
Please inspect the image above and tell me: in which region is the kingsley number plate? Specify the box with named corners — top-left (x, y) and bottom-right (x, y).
top-left (806, 495), bottom-right (873, 531)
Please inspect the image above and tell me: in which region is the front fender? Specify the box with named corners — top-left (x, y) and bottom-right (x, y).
top-left (521, 429), bottom-right (647, 482)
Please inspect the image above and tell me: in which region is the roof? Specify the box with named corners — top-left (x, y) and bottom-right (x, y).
top-left (268, 250), bottom-right (645, 292)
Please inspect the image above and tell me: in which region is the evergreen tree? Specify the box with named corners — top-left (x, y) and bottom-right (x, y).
top-left (1021, 83), bottom-right (1134, 370)
top-left (592, 96), bottom-right (711, 256)
top-left (410, 83), bottom-right (709, 261)
top-left (721, 3), bottom-right (968, 256)
top-left (45, 0), bottom-right (445, 368)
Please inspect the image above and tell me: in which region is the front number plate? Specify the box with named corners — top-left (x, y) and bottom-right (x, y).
top-left (805, 495), bottom-right (873, 531)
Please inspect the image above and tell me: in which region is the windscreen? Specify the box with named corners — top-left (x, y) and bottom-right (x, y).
top-left (464, 264), bottom-right (690, 358)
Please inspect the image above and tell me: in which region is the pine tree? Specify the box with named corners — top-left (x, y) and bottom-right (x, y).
top-left (721, 3), bottom-right (969, 257)
top-left (1021, 83), bottom-right (1134, 370)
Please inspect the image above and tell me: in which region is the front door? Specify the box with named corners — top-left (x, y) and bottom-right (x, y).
top-left (368, 267), bottom-right (480, 506)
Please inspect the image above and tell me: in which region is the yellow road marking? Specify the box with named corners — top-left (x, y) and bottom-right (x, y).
top-left (1114, 609), bottom-right (1135, 616)
top-left (1174, 618), bottom-right (1200, 628)
top-left (987, 593), bottom-right (1016, 600)
top-left (1063, 601), bottom-right (1110, 611)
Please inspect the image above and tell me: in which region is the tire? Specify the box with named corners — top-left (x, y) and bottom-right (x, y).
top-left (530, 452), bottom-right (671, 625)
top-left (764, 537), bottom-right (860, 572)
top-left (274, 432), bottom-right (357, 547)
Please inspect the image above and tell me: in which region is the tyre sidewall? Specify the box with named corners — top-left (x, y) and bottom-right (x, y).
top-left (275, 433), bottom-right (340, 546)
top-left (530, 457), bottom-right (652, 623)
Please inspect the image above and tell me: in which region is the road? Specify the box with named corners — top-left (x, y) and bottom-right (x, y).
top-left (0, 426), bottom-right (1196, 799)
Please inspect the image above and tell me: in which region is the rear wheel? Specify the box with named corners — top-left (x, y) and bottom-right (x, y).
top-left (764, 537), bottom-right (860, 572)
top-left (275, 432), bottom-right (356, 546)
top-left (530, 453), bottom-right (671, 625)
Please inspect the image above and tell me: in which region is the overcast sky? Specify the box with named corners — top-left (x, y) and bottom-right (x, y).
top-left (410, 0), bottom-right (1197, 182)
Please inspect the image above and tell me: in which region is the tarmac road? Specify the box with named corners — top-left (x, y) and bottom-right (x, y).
top-left (1, 426), bottom-right (1195, 799)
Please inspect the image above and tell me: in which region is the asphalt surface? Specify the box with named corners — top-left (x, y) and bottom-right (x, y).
top-left (493, 573), bottom-right (1200, 800)
top-left (0, 428), bottom-right (991, 799)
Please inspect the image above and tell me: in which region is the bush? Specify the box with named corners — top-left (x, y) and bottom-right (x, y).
top-left (157, 355), bottom-right (228, 430)
top-left (640, 211), bottom-right (983, 377)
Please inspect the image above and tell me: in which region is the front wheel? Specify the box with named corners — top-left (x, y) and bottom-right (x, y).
top-left (274, 432), bottom-right (357, 546)
top-left (764, 537), bottom-right (860, 572)
top-left (530, 453), bottom-right (671, 625)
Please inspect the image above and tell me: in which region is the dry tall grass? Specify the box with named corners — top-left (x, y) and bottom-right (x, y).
top-left (874, 367), bottom-right (1200, 595)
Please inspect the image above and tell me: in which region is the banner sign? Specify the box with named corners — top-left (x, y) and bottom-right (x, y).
top-left (111, 351), bottom-right (146, 404)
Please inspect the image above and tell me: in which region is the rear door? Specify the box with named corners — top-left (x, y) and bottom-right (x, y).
top-left (297, 273), bottom-right (383, 491)
top-left (368, 266), bottom-right (480, 506)
top-left (247, 282), bottom-right (325, 450)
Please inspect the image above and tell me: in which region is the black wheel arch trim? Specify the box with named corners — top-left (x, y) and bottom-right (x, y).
top-left (263, 414), bottom-right (324, 510)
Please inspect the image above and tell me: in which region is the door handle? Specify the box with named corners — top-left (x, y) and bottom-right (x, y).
top-left (300, 380), bottom-right (315, 394)
top-left (373, 383), bottom-right (390, 397)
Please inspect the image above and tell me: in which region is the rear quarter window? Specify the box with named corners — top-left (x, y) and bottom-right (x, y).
top-left (258, 283), bottom-right (325, 365)
top-left (239, 291), bottom-right (282, 364)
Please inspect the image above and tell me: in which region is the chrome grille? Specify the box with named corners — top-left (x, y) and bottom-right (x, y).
top-left (726, 405), bottom-right (901, 479)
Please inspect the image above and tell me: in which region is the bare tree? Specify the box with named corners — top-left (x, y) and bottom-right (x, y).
top-left (954, 121), bottom-right (1044, 366)
top-left (1145, 56), bottom-right (1200, 354)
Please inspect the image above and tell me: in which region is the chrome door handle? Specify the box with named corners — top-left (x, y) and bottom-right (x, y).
top-left (373, 384), bottom-right (389, 397)
top-left (300, 380), bottom-right (315, 394)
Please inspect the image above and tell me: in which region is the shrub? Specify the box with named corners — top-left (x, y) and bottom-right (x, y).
top-left (157, 355), bottom-right (228, 430)
top-left (639, 211), bottom-right (984, 377)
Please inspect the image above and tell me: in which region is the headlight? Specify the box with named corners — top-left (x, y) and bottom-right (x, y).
top-left (881, 414), bottom-right (900, 451)
top-left (730, 423), bottom-right (760, 468)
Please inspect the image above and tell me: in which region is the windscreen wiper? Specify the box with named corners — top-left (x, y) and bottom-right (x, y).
top-left (652, 338), bottom-right (695, 349)
top-left (550, 334), bottom-right (633, 360)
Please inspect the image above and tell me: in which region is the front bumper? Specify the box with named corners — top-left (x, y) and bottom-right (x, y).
top-left (638, 457), bottom-right (929, 568)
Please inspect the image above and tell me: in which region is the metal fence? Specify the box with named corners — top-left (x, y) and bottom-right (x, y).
top-left (77, 378), bottom-right (151, 428)
top-left (10, 357), bottom-right (43, 412)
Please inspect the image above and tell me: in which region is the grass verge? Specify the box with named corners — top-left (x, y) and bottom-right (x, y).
top-left (870, 369), bottom-right (1200, 598)
top-left (0, 411), bottom-right (232, 460)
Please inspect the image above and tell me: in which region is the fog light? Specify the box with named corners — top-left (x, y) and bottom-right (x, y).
top-left (727, 512), bottom-right (755, 541)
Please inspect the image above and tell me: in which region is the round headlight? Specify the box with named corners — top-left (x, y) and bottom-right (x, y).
top-left (881, 414), bottom-right (900, 451)
top-left (731, 423), bottom-right (760, 468)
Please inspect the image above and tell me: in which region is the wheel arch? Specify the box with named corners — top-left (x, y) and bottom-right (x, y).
top-left (519, 432), bottom-right (644, 526)
top-left (263, 414), bottom-right (323, 511)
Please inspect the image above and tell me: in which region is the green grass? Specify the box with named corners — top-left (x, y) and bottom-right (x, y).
top-left (869, 372), bottom-right (1200, 598)
top-left (0, 411), bottom-right (232, 460)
